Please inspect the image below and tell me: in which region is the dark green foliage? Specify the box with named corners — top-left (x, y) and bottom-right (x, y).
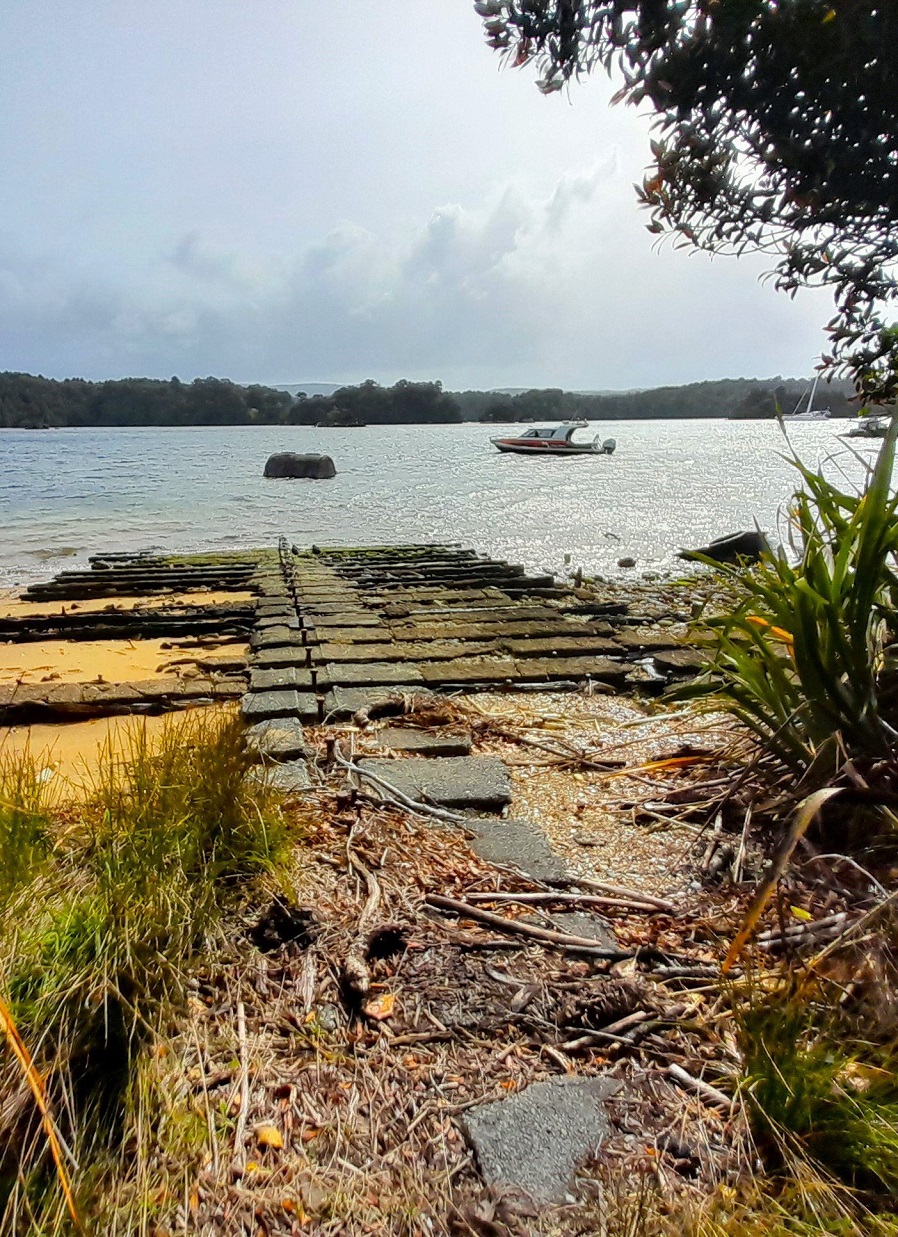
top-left (684, 419), bottom-right (898, 779)
top-left (480, 2), bottom-right (898, 401)
top-left (738, 986), bottom-right (898, 1200)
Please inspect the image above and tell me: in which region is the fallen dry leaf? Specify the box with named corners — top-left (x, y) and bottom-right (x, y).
top-left (255, 1124), bottom-right (283, 1150)
top-left (363, 992), bottom-right (396, 1021)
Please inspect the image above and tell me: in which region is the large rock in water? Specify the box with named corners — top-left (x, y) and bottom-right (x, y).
top-left (679, 529), bottom-right (770, 565)
top-left (263, 452), bottom-right (336, 480)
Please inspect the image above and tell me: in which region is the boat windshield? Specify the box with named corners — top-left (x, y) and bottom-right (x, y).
top-left (517, 423), bottom-right (585, 440)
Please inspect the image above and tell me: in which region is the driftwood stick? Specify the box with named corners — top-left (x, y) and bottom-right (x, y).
top-left (425, 894), bottom-right (631, 958)
top-left (560, 1009), bottom-right (652, 1051)
top-left (566, 878), bottom-right (676, 913)
top-left (465, 891), bottom-right (662, 914)
top-left (667, 1062), bottom-right (732, 1111)
top-left (233, 1001), bottom-right (250, 1165)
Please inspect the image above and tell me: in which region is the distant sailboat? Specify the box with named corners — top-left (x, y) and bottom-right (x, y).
top-left (780, 375), bottom-right (830, 422)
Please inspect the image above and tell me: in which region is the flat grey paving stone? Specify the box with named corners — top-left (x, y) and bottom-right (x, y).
top-left (462, 1076), bottom-right (619, 1204)
top-left (376, 727), bottom-right (472, 757)
top-left (463, 817), bottom-right (568, 884)
top-left (250, 627), bottom-right (305, 650)
top-left (319, 642), bottom-right (404, 663)
top-left (549, 911), bottom-right (617, 951)
top-left (251, 758), bottom-right (311, 794)
top-left (418, 657), bottom-right (518, 685)
top-left (245, 717), bottom-right (308, 762)
top-left (250, 665), bottom-right (314, 691)
top-left (652, 647), bottom-right (707, 673)
top-left (252, 647), bottom-right (310, 670)
top-left (323, 685), bottom-right (431, 719)
top-left (241, 689), bottom-right (319, 724)
top-left (357, 757), bottom-right (510, 812)
top-left (255, 615), bottom-right (300, 630)
top-left (318, 661), bottom-right (424, 688)
top-left (312, 627), bottom-right (392, 644)
top-left (514, 656), bottom-right (628, 686)
top-left (307, 613), bottom-right (382, 627)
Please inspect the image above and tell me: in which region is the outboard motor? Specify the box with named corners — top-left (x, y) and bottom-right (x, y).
top-left (599, 437), bottom-right (616, 455)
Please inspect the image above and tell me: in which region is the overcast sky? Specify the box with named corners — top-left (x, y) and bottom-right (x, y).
top-left (0, 1), bottom-right (834, 390)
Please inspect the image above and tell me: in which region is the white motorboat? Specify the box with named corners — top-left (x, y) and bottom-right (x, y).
top-left (840, 414), bottom-right (892, 439)
top-left (490, 420), bottom-right (616, 456)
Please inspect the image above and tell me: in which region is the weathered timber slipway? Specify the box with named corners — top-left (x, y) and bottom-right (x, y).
top-left (0, 541), bottom-right (703, 749)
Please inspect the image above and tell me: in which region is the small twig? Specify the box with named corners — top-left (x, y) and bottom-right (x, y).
top-left (731, 805), bottom-right (752, 883)
top-left (465, 891), bottom-right (662, 914)
top-left (425, 894), bottom-right (632, 958)
top-left (667, 1063), bottom-right (732, 1111)
top-left (566, 878), bottom-right (677, 913)
top-left (560, 1009), bottom-right (652, 1051)
top-left (233, 1001), bottom-right (250, 1167)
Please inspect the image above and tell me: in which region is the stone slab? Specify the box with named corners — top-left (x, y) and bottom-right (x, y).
top-left (310, 626), bottom-right (392, 644)
top-left (252, 647), bottom-right (310, 670)
top-left (249, 665), bottom-right (314, 691)
top-left (549, 912), bottom-right (617, 950)
top-left (653, 647), bottom-right (707, 673)
top-left (250, 627), bottom-right (305, 650)
top-left (376, 727), bottom-right (472, 757)
top-left (305, 613), bottom-right (382, 627)
top-left (463, 818), bottom-right (567, 884)
top-left (245, 717), bottom-right (308, 762)
top-left (255, 614), bottom-right (300, 630)
top-left (317, 661), bottom-right (424, 688)
top-left (462, 1076), bottom-right (618, 1203)
top-left (392, 621), bottom-right (609, 642)
top-left (240, 689), bottom-right (319, 723)
top-left (318, 642), bottom-right (404, 663)
top-left (501, 636), bottom-right (620, 657)
top-left (615, 626), bottom-right (685, 652)
top-left (252, 758), bottom-right (312, 794)
top-left (322, 685), bottom-right (430, 719)
top-left (418, 657), bottom-right (518, 685)
top-left (513, 656), bottom-right (628, 685)
top-left (357, 757), bottom-right (510, 812)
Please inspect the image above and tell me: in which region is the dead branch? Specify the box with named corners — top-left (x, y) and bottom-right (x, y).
top-left (425, 894), bottom-right (632, 958)
top-left (667, 1063), bottom-right (733, 1112)
top-left (464, 890), bottom-right (663, 914)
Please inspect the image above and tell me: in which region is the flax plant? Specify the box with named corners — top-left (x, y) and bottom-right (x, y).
top-left (687, 418), bottom-right (898, 779)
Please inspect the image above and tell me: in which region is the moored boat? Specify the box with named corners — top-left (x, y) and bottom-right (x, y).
top-left (490, 420), bottom-right (616, 456)
top-left (840, 414), bottom-right (893, 439)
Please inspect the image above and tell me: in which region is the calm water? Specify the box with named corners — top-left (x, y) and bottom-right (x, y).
top-left (0, 420), bottom-right (872, 589)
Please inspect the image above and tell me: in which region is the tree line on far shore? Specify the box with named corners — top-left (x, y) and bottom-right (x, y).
top-left (0, 370), bottom-right (858, 430)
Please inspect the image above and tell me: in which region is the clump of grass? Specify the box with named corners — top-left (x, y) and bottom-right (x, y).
top-left (0, 749), bottom-right (51, 905)
top-left (685, 419), bottom-right (898, 782)
top-left (0, 710), bottom-right (287, 1230)
top-left (735, 980), bottom-right (898, 1206)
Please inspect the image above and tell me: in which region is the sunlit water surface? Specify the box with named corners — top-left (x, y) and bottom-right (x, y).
top-left (0, 421), bottom-right (875, 589)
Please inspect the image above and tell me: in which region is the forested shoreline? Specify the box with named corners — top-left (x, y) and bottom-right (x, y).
top-left (0, 370), bottom-right (857, 429)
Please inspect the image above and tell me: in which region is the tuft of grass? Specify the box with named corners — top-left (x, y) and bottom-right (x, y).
top-left (0, 710), bottom-right (288, 1230)
top-left (0, 749), bottom-right (51, 905)
top-left (683, 419), bottom-right (898, 781)
top-left (736, 982), bottom-right (898, 1203)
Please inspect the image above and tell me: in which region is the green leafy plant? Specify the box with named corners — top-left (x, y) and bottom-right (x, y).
top-left (685, 419), bottom-right (898, 777)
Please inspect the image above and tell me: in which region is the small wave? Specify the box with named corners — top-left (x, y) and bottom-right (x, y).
top-left (26, 546), bottom-right (81, 560)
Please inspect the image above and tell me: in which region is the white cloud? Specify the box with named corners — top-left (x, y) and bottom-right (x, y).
top-left (0, 164), bottom-right (834, 387)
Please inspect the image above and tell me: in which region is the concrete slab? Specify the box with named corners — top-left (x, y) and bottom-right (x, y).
top-left (240, 689), bottom-right (319, 724)
top-left (514, 656), bottom-right (628, 685)
top-left (305, 613), bottom-right (382, 627)
top-left (462, 1076), bottom-right (618, 1203)
top-left (549, 912), bottom-right (617, 950)
top-left (357, 757), bottom-right (511, 811)
top-left (252, 647), bottom-right (310, 670)
top-left (310, 626), bottom-right (392, 644)
top-left (418, 657), bottom-right (518, 685)
top-left (245, 717), bottom-right (308, 762)
top-left (376, 727), bottom-right (472, 757)
top-left (318, 661), bottom-right (424, 687)
top-left (253, 759), bottom-right (312, 794)
top-left (653, 647), bottom-right (707, 673)
top-left (250, 627), bottom-right (305, 650)
top-left (255, 614), bottom-right (300, 630)
top-left (464, 818), bottom-right (568, 884)
top-left (249, 665), bottom-right (314, 691)
top-left (501, 636), bottom-right (620, 657)
top-left (319, 642), bottom-right (404, 663)
top-left (322, 685), bottom-right (430, 719)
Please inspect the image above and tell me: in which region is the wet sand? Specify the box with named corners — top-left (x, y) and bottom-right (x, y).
top-left (0, 708), bottom-right (230, 797)
top-left (0, 589), bottom-right (254, 619)
top-left (0, 638), bottom-right (248, 686)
